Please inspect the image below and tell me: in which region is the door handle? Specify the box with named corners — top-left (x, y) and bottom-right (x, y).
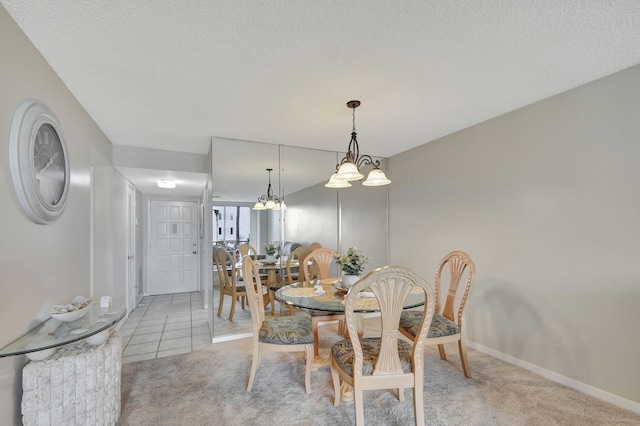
top-left (193, 251), bottom-right (197, 255)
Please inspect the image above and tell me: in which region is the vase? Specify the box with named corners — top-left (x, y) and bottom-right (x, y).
top-left (265, 254), bottom-right (277, 263)
top-left (341, 274), bottom-right (360, 289)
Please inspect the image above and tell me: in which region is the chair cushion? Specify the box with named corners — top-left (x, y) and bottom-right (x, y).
top-left (331, 338), bottom-right (413, 377)
top-left (269, 282), bottom-right (284, 292)
top-left (235, 285), bottom-right (246, 293)
top-left (399, 312), bottom-right (460, 338)
top-left (259, 315), bottom-right (314, 345)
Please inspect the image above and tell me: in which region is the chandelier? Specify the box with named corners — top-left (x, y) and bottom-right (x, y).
top-left (325, 100), bottom-right (391, 188)
top-left (252, 168), bottom-right (286, 210)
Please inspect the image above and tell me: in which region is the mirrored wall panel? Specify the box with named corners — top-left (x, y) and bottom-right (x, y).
top-left (210, 138), bottom-right (389, 339)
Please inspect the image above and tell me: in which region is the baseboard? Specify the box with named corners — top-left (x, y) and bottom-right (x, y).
top-left (467, 340), bottom-right (640, 415)
top-left (212, 332), bottom-right (252, 343)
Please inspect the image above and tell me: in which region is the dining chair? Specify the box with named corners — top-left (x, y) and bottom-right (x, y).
top-left (214, 247), bottom-right (248, 321)
top-left (268, 245), bottom-right (312, 315)
top-left (236, 243), bottom-right (268, 287)
top-left (398, 250), bottom-right (475, 378)
top-left (236, 243), bottom-right (259, 276)
top-left (242, 256), bottom-right (314, 393)
top-left (236, 243), bottom-right (259, 259)
top-left (309, 241), bottom-right (322, 251)
top-left (329, 266), bottom-right (435, 426)
top-left (301, 247), bottom-right (344, 356)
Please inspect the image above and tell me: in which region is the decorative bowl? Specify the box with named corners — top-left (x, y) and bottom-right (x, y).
top-left (86, 329), bottom-right (110, 346)
top-left (51, 302), bottom-right (93, 322)
top-left (26, 346), bottom-right (57, 361)
top-left (25, 337), bottom-right (58, 361)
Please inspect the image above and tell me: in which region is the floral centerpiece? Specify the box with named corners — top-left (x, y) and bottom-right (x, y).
top-left (335, 247), bottom-right (369, 288)
top-left (264, 242), bottom-right (277, 262)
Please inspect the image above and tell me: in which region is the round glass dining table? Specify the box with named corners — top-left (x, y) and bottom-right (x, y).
top-left (275, 278), bottom-right (426, 313)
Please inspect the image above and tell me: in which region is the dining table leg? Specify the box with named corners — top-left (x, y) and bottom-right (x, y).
top-left (268, 289), bottom-right (276, 315)
top-left (263, 269), bottom-right (278, 314)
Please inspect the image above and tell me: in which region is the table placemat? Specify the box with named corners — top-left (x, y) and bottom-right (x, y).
top-left (282, 287), bottom-right (316, 297)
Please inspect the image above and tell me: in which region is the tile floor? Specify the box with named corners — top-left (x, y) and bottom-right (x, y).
top-left (118, 291), bottom-right (212, 363)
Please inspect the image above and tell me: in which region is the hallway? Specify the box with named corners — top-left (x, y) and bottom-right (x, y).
top-left (118, 292), bottom-right (212, 363)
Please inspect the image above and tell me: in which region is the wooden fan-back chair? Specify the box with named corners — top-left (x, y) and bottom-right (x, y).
top-left (242, 256), bottom-right (314, 393)
top-left (301, 247), bottom-right (343, 356)
top-left (330, 266), bottom-right (435, 425)
top-left (399, 250), bottom-right (475, 377)
top-left (309, 241), bottom-right (322, 251)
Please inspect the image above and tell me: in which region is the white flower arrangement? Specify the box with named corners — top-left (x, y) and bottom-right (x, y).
top-left (335, 247), bottom-right (369, 275)
top-left (264, 242), bottom-right (277, 256)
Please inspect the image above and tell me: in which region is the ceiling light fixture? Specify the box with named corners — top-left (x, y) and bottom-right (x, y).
top-left (157, 179), bottom-right (176, 189)
top-left (325, 100), bottom-right (391, 188)
top-left (252, 168), bottom-right (286, 211)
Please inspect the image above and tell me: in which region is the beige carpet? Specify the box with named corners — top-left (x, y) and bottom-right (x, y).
top-left (118, 322), bottom-right (640, 426)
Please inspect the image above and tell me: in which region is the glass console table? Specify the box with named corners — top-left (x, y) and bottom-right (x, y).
top-left (0, 303), bottom-right (126, 361)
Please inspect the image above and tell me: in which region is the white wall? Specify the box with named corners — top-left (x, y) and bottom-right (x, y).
top-left (0, 6), bottom-right (122, 424)
top-left (389, 64), bottom-right (640, 406)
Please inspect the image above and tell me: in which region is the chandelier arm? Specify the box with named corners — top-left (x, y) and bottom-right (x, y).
top-left (356, 154), bottom-right (381, 169)
top-left (347, 132), bottom-right (359, 164)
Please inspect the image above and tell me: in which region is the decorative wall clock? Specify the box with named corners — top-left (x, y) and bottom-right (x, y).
top-left (9, 99), bottom-right (70, 224)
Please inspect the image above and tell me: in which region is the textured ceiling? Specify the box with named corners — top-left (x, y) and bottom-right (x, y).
top-left (3, 1), bottom-right (640, 160)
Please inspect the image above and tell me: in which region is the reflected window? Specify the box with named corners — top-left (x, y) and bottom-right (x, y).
top-left (213, 206), bottom-right (250, 251)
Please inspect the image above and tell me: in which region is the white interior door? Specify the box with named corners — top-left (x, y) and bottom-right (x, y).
top-left (149, 200), bottom-right (199, 295)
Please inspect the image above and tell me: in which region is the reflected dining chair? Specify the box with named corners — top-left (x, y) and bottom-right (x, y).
top-left (214, 247), bottom-right (247, 321)
top-left (330, 266), bottom-right (435, 426)
top-left (242, 256), bottom-right (314, 393)
top-left (399, 250), bottom-right (475, 378)
top-left (269, 245), bottom-right (312, 315)
top-left (236, 243), bottom-right (261, 279)
top-left (285, 245), bottom-right (312, 285)
top-left (236, 243), bottom-right (268, 292)
top-left (309, 241), bottom-right (322, 251)
top-left (302, 247), bottom-right (344, 356)
top-left (236, 243), bottom-right (259, 259)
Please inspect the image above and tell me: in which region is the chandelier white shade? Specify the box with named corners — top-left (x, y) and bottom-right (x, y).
top-left (335, 162), bottom-right (364, 181)
top-left (325, 100), bottom-right (390, 188)
top-left (362, 168), bottom-right (392, 186)
top-left (325, 173), bottom-right (352, 188)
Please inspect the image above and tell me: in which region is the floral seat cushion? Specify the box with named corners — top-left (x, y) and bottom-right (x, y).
top-left (331, 338), bottom-right (413, 377)
top-left (399, 312), bottom-right (460, 338)
top-left (259, 315), bottom-right (314, 345)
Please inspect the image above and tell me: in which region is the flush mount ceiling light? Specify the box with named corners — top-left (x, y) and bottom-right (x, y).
top-left (157, 179), bottom-right (176, 189)
top-left (252, 168), bottom-right (286, 211)
top-left (325, 100), bottom-right (391, 188)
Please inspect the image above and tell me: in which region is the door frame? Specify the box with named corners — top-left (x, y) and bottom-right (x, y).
top-left (126, 183), bottom-right (138, 312)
